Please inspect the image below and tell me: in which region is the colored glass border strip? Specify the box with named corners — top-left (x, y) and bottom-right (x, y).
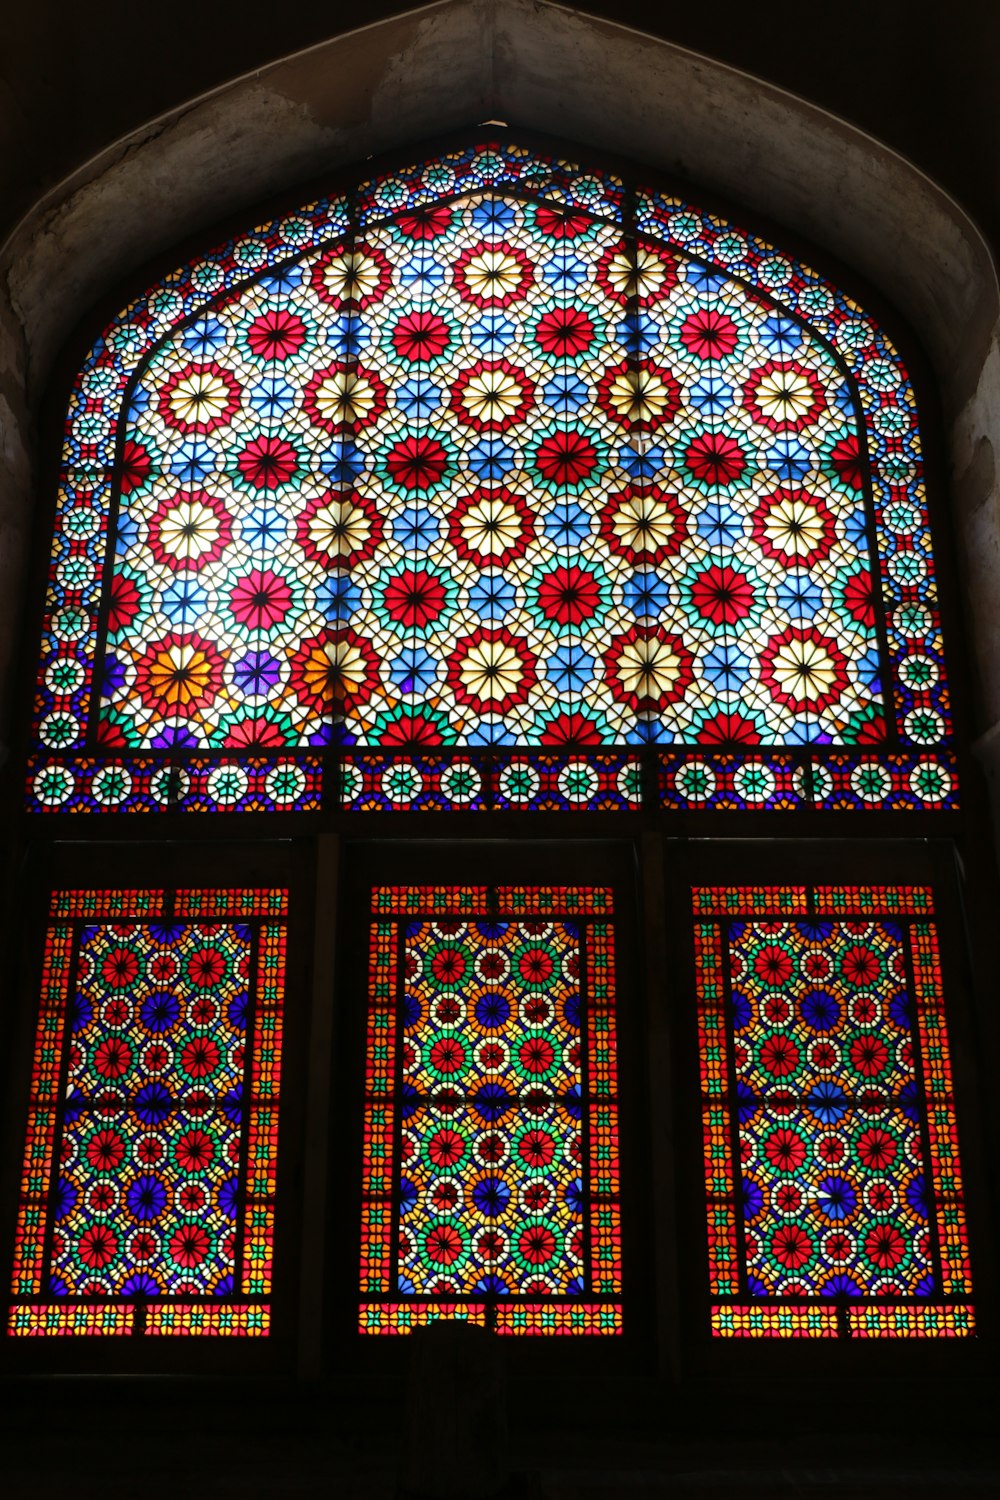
top-left (7, 887), bottom-right (287, 1338)
top-left (693, 883), bottom-right (974, 1339)
top-left (358, 885), bottom-right (622, 1334)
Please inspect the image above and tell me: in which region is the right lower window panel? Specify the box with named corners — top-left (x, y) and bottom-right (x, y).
top-left (693, 884), bottom-right (973, 1337)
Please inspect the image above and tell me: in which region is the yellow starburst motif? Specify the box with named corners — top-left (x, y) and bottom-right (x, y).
top-left (750, 368), bottom-right (819, 425)
top-left (768, 636), bottom-right (840, 703)
top-left (158, 499), bottom-right (224, 562)
top-left (461, 249), bottom-right (526, 302)
top-left (319, 251), bottom-right (383, 301)
top-left (459, 367), bottom-right (526, 425)
top-left (310, 370), bottom-right (379, 426)
top-left (145, 644), bottom-right (215, 708)
top-left (603, 246), bottom-right (671, 299)
top-left (166, 371), bottom-right (233, 427)
top-left (301, 637), bottom-right (369, 697)
top-left (614, 636), bottom-right (686, 699)
top-left (605, 367), bottom-right (675, 425)
top-left (457, 638), bottom-right (525, 704)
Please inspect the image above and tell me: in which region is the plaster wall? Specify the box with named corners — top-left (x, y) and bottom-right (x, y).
top-left (2, 0), bottom-right (998, 773)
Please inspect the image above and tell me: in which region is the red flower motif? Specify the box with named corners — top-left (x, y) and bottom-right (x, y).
top-left (753, 944), bottom-right (795, 987)
top-left (384, 433), bottom-right (452, 493)
top-left (829, 433), bottom-right (865, 490)
top-left (223, 717), bottom-right (288, 749)
top-left (689, 564), bottom-right (757, 626)
top-left (390, 310), bottom-right (453, 364)
top-left (864, 1223), bottom-right (907, 1269)
top-left (842, 572), bottom-right (876, 627)
top-left (684, 430), bottom-right (747, 486)
top-left (517, 1129), bottom-right (555, 1169)
top-left (856, 1127), bottom-right (897, 1171)
top-left (518, 1037), bottom-right (555, 1075)
top-left (93, 1036), bottom-right (133, 1079)
top-left (246, 309), bottom-right (307, 362)
top-left (431, 948), bottom-right (466, 984)
top-left (518, 1224), bottom-right (557, 1265)
top-left (518, 948), bottom-right (554, 985)
top-left (763, 1127), bottom-right (808, 1172)
top-left (849, 1034), bottom-right (890, 1078)
top-left (696, 711), bottom-right (762, 745)
top-left (186, 946), bottom-right (225, 988)
top-left (85, 1129), bottom-right (125, 1171)
top-left (532, 205), bottom-right (593, 239)
top-left (78, 1223), bottom-right (119, 1269)
top-left (169, 1224), bottom-right (211, 1268)
top-left (532, 429), bottom-right (599, 489)
top-left (378, 711), bottom-right (449, 748)
top-left (533, 305), bottom-right (596, 359)
top-left (395, 203), bottom-right (453, 240)
top-left (382, 568), bottom-right (449, 631)
top-left (771, 1223), bottom-right (813, 1269)
top-left (120, 440), bottom-right (153, 494)
top-left (424, 1222), bottom-right (465, 1266)
top-left (180, 1036), bottom-right (221, 1078)
top-left (235, 434), bottom-right (298, 490)
top-left (427, 1128), bottom-right (466, 1169)
top-left (680, 308), bottom-right (739, 361)
top-left (429, 1037), bottom-right (466, 1075)
top-left (100, 947), bottom-right (139, 989)
top-left (759, 1033), bottom-right (800, 1077)
top-left (538, 711), bottom-right (604, 746)
top-left (841, 944), bottom-right (881, 987)
top-left (175, 1129), bottom-right (216, 1173)
top-left (534, 564), bottom-right (603, 628)
top-left (107, 574), bottom-right (140, 633)
top-left (228, 569), bottom-right (292, 630)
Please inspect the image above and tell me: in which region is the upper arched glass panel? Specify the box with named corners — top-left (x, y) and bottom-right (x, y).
top-left (28, 138), bottom-right (955, 813)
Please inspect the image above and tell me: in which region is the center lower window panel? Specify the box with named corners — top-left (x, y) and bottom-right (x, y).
top-left (359, 885), bottom-right (622, 1335)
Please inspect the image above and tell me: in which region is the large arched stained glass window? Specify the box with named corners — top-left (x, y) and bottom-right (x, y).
top-left (28, 138), bottom-right (954, 814)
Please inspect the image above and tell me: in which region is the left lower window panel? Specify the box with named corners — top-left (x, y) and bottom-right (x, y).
top-left (7, 886), bottom-right (286, 1337)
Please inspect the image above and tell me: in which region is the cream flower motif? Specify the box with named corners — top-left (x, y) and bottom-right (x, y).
top-left (605, 367), bottom-right (675, 424)
top-left (767, 635), bottom-right (841, 704)
top-left (603, 245), bottom-right (671, 299)
top-left (166, 370), bottom-right (234, 427)
top-left (460, 249), bottom-right (526, 301)
top-left (304, 497), bottom-right (373, 560)
top-left (455, 494), bottom-right (524, 559)
top-left (751, 367), bottom-right (819, 424)
top-left (310, 370), bottom-right (379, 426)
top-left (614, 636), bottom-right (686, 699)
top-left (158, 498), bottom-right (225, 563)
top-left (760, 493), bottom-right (829, 562)
top-left (319, 251), bottom-right (383, 301)
top-left (456, 637), bottom-right (526, 704)
top-left (459, 367), bottom-right (525, 424)
top-left (606, 493), bottom-right (679, 555)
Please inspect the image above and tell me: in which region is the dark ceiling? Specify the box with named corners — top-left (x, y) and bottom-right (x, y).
top-left (3, 2), bottom-right (997, 252)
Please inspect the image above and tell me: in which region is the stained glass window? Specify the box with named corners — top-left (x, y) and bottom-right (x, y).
top-left (359, 885), bottom-right (622, 1335)
top-left (693, 885), bottom-right (973, 1337)
top-left (29, 138), bottom-right (954, 814)
top-left (8, 888), bottom-right (286, 1337)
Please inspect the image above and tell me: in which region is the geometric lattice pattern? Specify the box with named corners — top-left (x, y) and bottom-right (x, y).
top-left (8, 888), bottom-right (285, 1337)
top-left (359, 886), bottom-right (621, 1335)
top-left (29, 138), bottom-right (954, 813)
top-left (693, 885), bottom-right (973, 1337)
